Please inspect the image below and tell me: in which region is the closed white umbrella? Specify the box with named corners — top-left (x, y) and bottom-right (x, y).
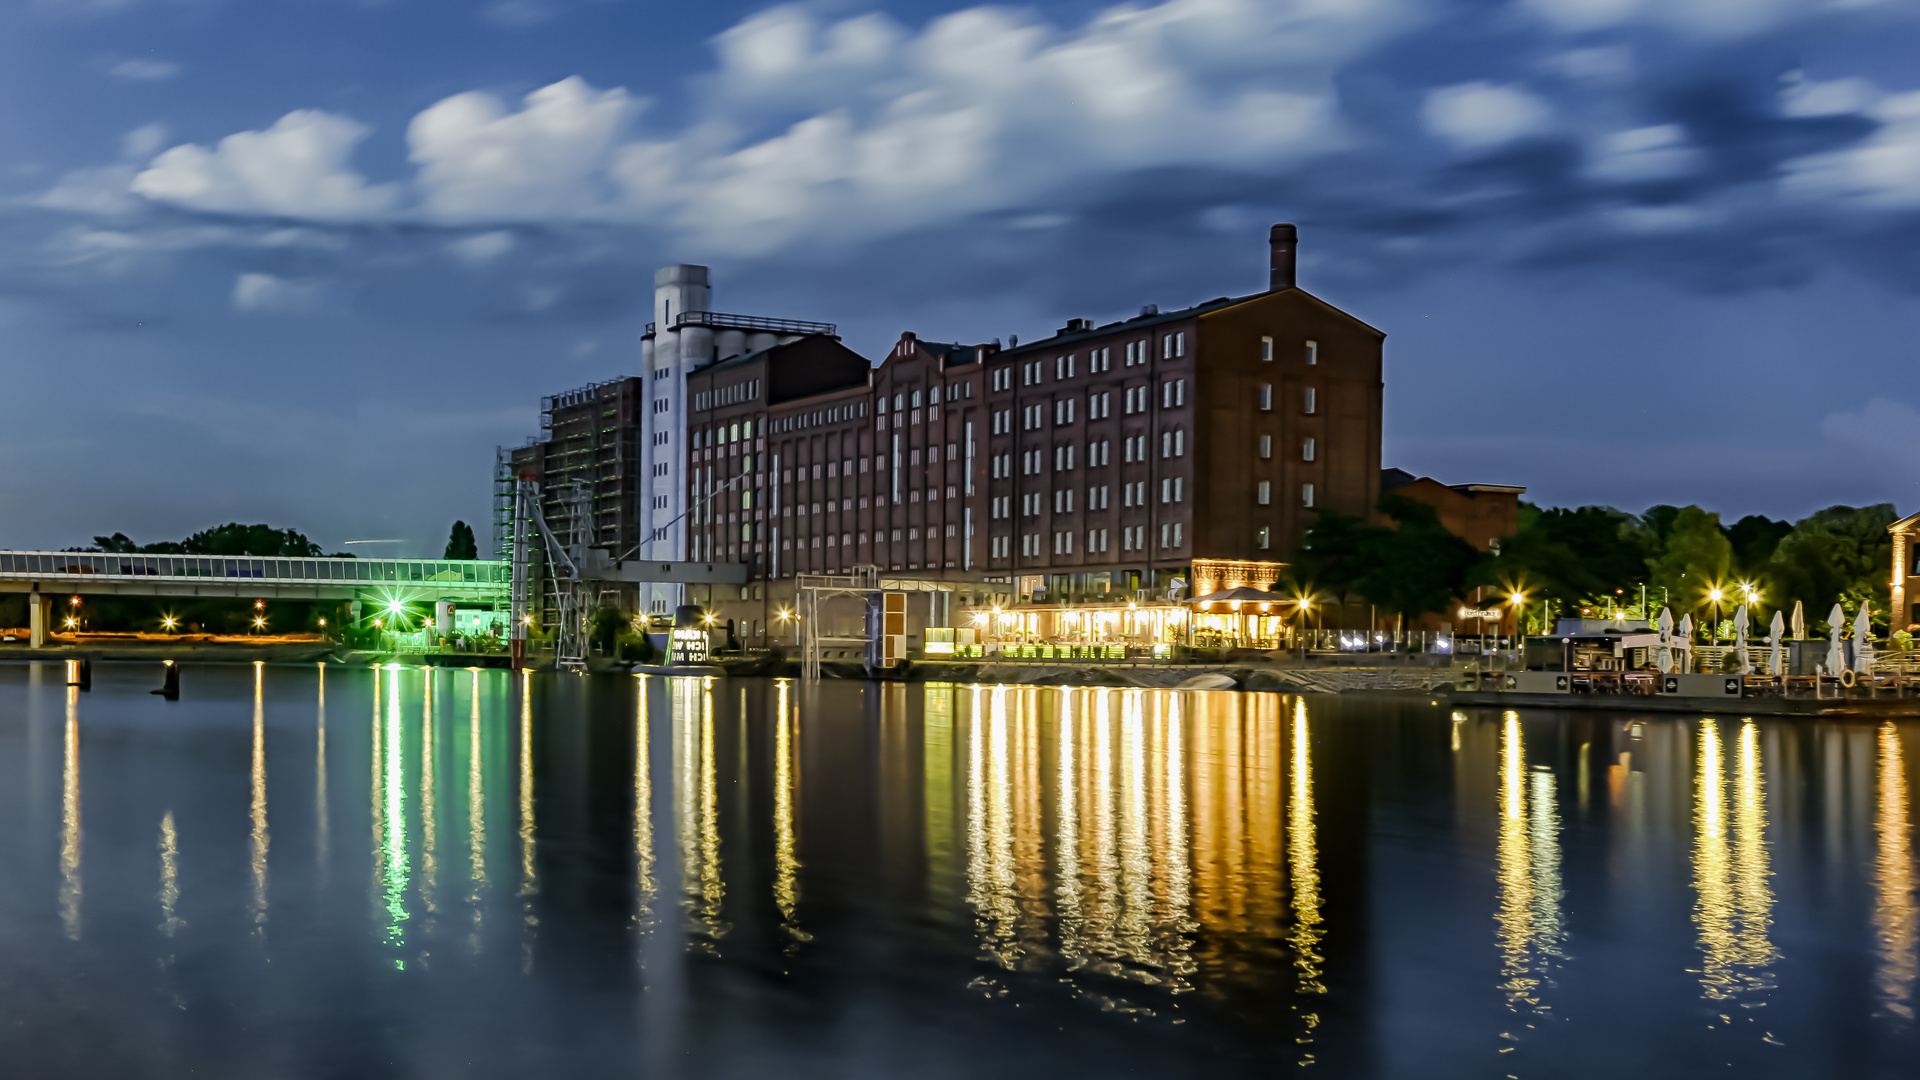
top-left (1678, 613), bottom-right (1695, 673)
top-left (1733, 606), bottom-right (1752, 674)
top-left (1768, 610), bottom-right (1784, 676)
top-left (1657, 607), bottom-right (1674, 674)
top-left (1827, 603), bottom-right (1846, 675)
top-left (1855, 602), bottom-right (1876, 673)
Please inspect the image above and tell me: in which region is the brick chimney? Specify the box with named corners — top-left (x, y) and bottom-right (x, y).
top-left (1269, 223), bottom-right (1297, 290)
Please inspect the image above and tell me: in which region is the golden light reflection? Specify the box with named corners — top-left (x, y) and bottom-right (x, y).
top-left (1690, 719), bottom-right (1776, 1001)
top-left (316, 664), bottom-right (329, 887)
top-left (518, 670), bottom-right (537, 971)
top-left (1288, 696), bottom-right (1325, 1009)
top-left (772, 679), bottom-right (802, 942)
top-left (159, 810), bottom-right (184, 936)
top-left (967, 686), bottom-right (1020, 967)
top-left (1875, 722), bottom-right (1916, 1018)
top-left (687, 679), bottom-right (726, 948)
top-left (250, 662), bottom-right (269, 935)
top-left (469, 669), bottom-right (487, 951)
top-left (633, 676), bottom-right (655, 928)
top-left (1494, 711), bottom-right (1564, 1017)
top-left (61, 686), bottom-right (81, 941)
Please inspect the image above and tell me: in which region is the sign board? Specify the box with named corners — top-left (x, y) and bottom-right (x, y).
top-left (670, 626), bottom-right (709, 665)
top-left (1459, 609), bottom-right (1503, 620)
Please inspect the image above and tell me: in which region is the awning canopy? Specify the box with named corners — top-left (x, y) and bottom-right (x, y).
top-left (1188, 586), bottom-right (1290, 606)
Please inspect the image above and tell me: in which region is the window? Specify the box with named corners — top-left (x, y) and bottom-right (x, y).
top-left (1305, 340), bottom-right (1318, 365)
top-left (1257, 481), bottom-right (1271, 506)
top-left (1259, 383), bottom-right (1272, 411)
top-left (1302, 437), bottom-right (1316, 462)
top-left (1259, 435), bottom-right (1272, 459)
top-left (1257, 527), bottom-right (1271, 550)
top-left (1304, 387), bottom-right (1317, 414)
top-left (1261, 336), bottom-right (1273, 362)
top-left (1302, 483), bottom-right (1316, 508)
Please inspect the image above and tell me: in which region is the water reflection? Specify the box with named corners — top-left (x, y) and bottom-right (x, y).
top-left (1876, 722), bottom-right (1916, 1019)
top-left (250, 662), bottom-right (269, 935)
top-left (1691, 719), bottom-right (1777, 1002)
top-left (60, 685), bottom-right (80, 940)
top-left (772, 680), bottom-right (801, 943)
top-left (158, 810), bottom-right (184, 936)
top-left (1494, 712), bottom-right (1565, 1018)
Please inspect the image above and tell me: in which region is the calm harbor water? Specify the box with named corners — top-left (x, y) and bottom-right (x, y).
top-left (1, 661), bottom-right (1916, 1078)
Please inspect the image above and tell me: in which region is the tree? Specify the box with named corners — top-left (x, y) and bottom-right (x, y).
top-left (1766, 504), bottom-right (1896, 631)
top-left (1292, 496), bottom-right (1479, 622)
top-left (1646, 506), bottom-right (1733, 616)
top-left (444, 520), bottom-right (479, 560)
top-left (1727, 514), bottom-right (1792, 575)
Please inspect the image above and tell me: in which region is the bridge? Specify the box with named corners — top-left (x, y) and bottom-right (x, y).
top-left (0, 549), bottom-right (747, 649)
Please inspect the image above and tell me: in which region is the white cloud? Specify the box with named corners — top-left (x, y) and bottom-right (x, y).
top-left (108, 59), bottom-right (180, 81)
top-left (1587, 125), bottom-right (1703, 182)
top-left (132, 110), bottom-right (398, 220)
top-left (81, 0), bottom-right (1404, 252)
top-left (448, 230), bottom-right (515, 264)
top-left (1422, 82), bottom-right (1554, 151)
top-left (1822, 397), bottom-right (1920, 455)
top-left (232, 272), bottom-right (327, 312)
top-left (1778, 72), bottom-right (1881, 117)
top-left (122, 122), bottom-right (169, 159)
top-left (409, 77), bottom-right (637, 221)
top-left (1781, 90), bottom-right (1920, 206)
top-left (1519, 0), bottom-right (1894, 37)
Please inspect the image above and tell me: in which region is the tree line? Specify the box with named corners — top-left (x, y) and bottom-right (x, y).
top-left (1295, 497), bottom-right (1899, 635)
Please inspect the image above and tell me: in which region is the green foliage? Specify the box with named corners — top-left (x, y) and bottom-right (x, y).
top-left (89, 524), bottom-right (348, 558)
top-left (1294, 495), bottom-right (1481, 619)
top-left (444, 520), bottom-right (479, 560)
top-left (1765, 504), bottom-right (1896, 630)
top-left (1647, 506), bottom-right (1733, 612)
top-left (591, 605), bottom-right (626, 655)
top-left (1727, 514), bottom-right (1792, 573)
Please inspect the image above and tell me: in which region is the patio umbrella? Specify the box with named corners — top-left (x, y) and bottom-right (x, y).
top-left (1855, 602), bottom-right (1875, 673)
top-left (1657, 607), bottom-right (1674, 674)
top-left (1768, 610), bottom-right (1784, 676)
top-left (1678, 613), bottom-right (1694, 673)
top-left (1732, 606), bottom-right (1751, 674)
top-left (1791, 600), bottom-right (1805, 641)
top-left (1827, 603), bottom-right (1845, 675)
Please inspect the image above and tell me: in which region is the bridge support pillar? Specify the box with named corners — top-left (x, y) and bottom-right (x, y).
top-left (29, 589), bottom-right (45, 648)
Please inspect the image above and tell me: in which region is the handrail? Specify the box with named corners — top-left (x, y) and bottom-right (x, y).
top-left (670, 310), bottom-right (836, 337)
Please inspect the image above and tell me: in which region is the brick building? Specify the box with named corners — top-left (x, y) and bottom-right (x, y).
top-left (979, 223), bottom-right (1383, 602)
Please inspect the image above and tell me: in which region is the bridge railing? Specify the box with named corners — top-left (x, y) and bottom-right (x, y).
top-left (0, 551), bottom-right (508, 590)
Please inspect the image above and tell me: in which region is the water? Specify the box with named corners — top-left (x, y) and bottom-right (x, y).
top-left (1, 661), bottom-right (1916, 1078)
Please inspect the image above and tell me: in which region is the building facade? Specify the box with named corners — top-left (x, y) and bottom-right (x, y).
top-left (503, 224), bottom-right (1393, 648)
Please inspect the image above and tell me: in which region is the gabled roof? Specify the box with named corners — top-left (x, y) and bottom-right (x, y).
top-left (996, 285), bottom-right (1383, 358)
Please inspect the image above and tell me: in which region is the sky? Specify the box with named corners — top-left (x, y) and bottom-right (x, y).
top-left (3, 0), bottom-right (1919, 556)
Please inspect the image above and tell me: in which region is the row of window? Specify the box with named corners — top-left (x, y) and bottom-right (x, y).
top-left (692, 379), bottom-right (761, 412)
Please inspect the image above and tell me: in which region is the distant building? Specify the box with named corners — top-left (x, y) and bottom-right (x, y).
top-left (1379, 468), bottom-right (1525, 551)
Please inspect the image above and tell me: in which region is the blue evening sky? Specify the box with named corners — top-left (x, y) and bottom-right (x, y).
top-left (3, 0), bottom-right (1918, 555)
